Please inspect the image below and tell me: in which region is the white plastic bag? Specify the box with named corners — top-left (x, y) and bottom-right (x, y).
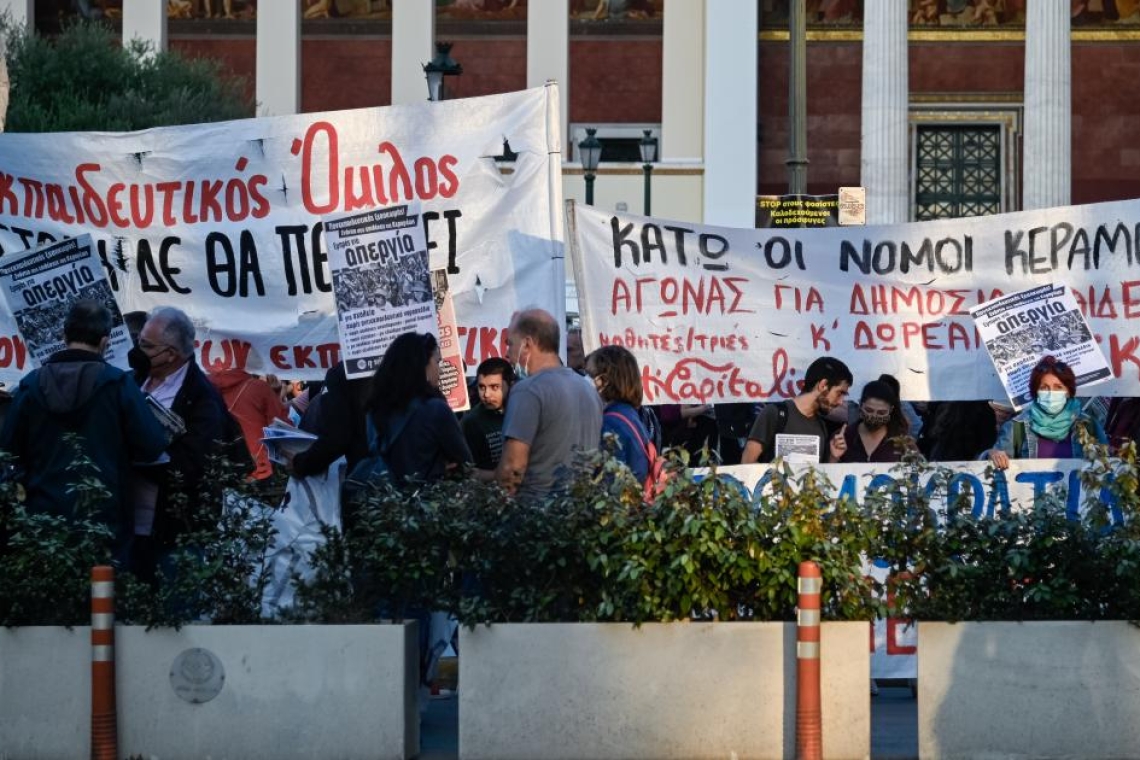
top-left (260, 458), bottom-right (346, 617)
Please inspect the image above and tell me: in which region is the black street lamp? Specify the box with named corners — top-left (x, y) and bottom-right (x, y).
top-left (578, 127), bottom-right (602, 206)
top-left (639, 129), bottom-right (658, 216)
top-left (423, 42), bottom-right (463, 102)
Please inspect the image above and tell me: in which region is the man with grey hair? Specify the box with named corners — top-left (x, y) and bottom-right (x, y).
top-left (496, 308), bottom-right (603, 502)
top-left (132, 307), bottom-right (229, 579)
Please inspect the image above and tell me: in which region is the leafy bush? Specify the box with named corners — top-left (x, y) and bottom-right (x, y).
top-left (9, 428), bottom-right (1140, 629)
top-left (117, 455), bottom-right (279, 629)
top-left (0, 439), bottom-right (277, 629)
top-left (0, 445), bottom-right (116, 626)
top-left (291, 448), bottom-right (882, 626)
top-left (875, 440), bottom-right (1140, 622)
top-left (3, 20), bottom-right (252, 132)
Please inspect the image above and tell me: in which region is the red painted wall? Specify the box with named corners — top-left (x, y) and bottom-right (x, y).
top-left (1071, 44), bottom-right (1140, 205)
top-left (301, 38), bottom-right (391, 112)
top-left (758, 42), bottom-right (863, 197)
top-left (910, 42), bottom-right (1024, 92)
top-left (569, 39), bottom-right (663, 124)
top-left (170, 37), bottom-right (257, 112)
top-left (434, 39), bottom-right (528, 101)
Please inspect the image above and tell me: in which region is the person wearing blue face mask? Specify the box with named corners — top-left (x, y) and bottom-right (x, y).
top-left (986, 355), bottom-right (1107, 470)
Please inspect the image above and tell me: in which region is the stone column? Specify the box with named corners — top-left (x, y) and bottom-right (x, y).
top-left (1023, 1), bottom-right (1071, 210)
top-left (860, 0), bottom-right (909, 224)
top-left (256, 3), bottom-right (300, 115)
top-left (391, 0), bottom-right (435, 106)
top-left (661, 0), bottom-right (703, 163)
top-left (0, 0), bottom-right (32, 30)
top-left (527, 0), bottom-right (569, 145)
top-left (123, 0), bottom-right (167, 54)
top-left (703, 0), bottom-right (757, 227)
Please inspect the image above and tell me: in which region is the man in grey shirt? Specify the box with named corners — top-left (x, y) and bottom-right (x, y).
top-left (497, 308), bottom-right (603, 502)
top-left (741, 355), bottom-right (853, 464)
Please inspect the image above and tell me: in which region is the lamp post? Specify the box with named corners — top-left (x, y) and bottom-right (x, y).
top-left (578, 127), bottom-right (602, 206)
top-left (639, 129), bottom-right (658, 216)
top-left (423, 42), bottom-right (462, 102)
top-left (788, 0), bottom-right (808, 193)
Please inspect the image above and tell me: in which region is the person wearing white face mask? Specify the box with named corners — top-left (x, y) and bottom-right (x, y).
top-left (496, 308), bottom-right (603, 502)
top-left (986, 355), bottom-right (1107, 470)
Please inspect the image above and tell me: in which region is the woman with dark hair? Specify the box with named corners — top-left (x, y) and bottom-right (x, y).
top-left (986, 355), bottom-right (1107, 469)
top-left (840, 379), bottom-right (911, 463)
top-left (366, 331), bottom-right (471, 484)
top-left (585, 345), bottom-right (653, 482)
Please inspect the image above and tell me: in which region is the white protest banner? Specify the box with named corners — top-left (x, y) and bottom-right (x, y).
top-left (0, 85), bottom-right (563, 384)
top-left (325, 204), bottom-right (434, 380)
top-left (0, 234), bottom-right (130, 369)
top-left (432, 268), bottom-right (470, 412)
top-left (970, 283), bottom-right (1111, 408)
top-left (709, 459), bottom-right (1113, 678)
top-left (566, 199), bottom-right (1140, 403)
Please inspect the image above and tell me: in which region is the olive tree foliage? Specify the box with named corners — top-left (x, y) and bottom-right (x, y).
top-left (2, 19), bottom-right (252, 133)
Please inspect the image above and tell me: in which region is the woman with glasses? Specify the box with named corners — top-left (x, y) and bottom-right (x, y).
top-left (839, 379), bottom-right (911, 463)
top-left (985, 355), bottom-right (1107, 469)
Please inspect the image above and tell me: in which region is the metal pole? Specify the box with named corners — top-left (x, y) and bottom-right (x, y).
top-left (787, 0), bottom-right (809, 194)
top-left (643, 164), bottom-right (653, 216)
top-left (585, 173), bottom-right (595, 206)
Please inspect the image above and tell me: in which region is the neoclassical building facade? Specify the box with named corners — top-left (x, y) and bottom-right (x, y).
top-left (4, 1), bottom-right (1138, 230)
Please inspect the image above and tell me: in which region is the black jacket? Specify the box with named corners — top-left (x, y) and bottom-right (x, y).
top-left (0, 349), bottom-right (167, 550)
top-left (292, 362), bottom-right (371, 477)
top-left (137, 361), bottom-right (228, 546)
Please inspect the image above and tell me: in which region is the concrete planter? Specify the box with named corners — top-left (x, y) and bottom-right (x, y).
top-left (0, 623), bottom-right (418, 760)
top-left (459, 621), bottom-right (869, 760)
top-left (919, 621), bottom-right (1140, 759)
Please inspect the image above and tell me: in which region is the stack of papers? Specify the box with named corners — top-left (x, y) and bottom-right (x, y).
top-left (261, 419), bottom-right (318, 465)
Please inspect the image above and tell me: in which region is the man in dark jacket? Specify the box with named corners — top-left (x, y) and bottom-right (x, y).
top-left (0, 300), bottom-right (168, 560)
top-left (461, 357), bottom-right (515, 481)
top-left (132, 307), bottom-right (229, 575)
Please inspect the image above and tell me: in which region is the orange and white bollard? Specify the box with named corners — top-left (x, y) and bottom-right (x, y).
top-left (90, 566), bottom-right (118, 760)
top-left (796, 560), bottom-right (823, 760)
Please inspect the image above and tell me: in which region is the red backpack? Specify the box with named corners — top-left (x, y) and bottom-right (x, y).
top-left (604, 410), bottom-right (668, 503)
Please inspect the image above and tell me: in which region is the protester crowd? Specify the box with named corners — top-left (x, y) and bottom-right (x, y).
top-left (1, 300), bottom-right (1138, 588)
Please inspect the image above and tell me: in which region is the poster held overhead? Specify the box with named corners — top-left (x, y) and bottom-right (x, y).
top-left (324, 203), bottom-right (434, 380)
top-left (0, 234), bottom-right (131, 371)
top-left (431, 268), bottom-right (470, 412)
top-left (969, 283), bottom-right (1111, 409)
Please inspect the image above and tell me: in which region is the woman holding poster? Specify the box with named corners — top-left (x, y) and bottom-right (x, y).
top-left (986, 356), bottom-right (1107, 468)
